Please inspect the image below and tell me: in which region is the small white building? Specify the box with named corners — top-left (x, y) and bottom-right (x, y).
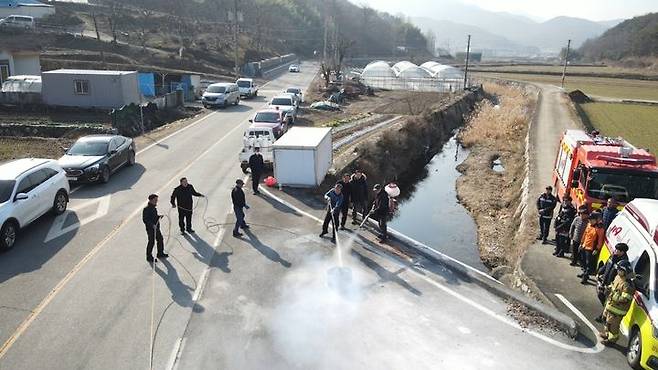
top-left (41, 69), bottom-right (141, 108)
top-left (0, 0), bottom-right (55, 18)
top-left (272, 127), bottom-right (332, 187)
top-left (0, 48), bottom-right (41, 84)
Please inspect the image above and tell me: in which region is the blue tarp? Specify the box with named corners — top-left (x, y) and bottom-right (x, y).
top-left (138, 72), bottom-right (155, 97)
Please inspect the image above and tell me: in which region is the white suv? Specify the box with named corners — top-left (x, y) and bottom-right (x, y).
top-left (236, 78), bottom-right (258, 98)
top-left (0, 159), bottom-right (70, 250)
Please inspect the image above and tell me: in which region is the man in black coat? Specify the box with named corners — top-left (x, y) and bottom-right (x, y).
top-left (337, 173), bottom-right (352, 229)
top-left (231, 179), bottom-right (250, 237)
top-left (372, 184), bottom-right (390, 243)
top-left (143, 194), bottom-right (167, 263)
top-left (553, 195), bottom-right (577, 257)
top-left (249, 147), bottom-right (265, 195)
top-left (350, 169), bottom-right (368, 224)
top-left (170, 177), bottom-right (204, 235)
top-left (536, 185), bottom-right (557, 243)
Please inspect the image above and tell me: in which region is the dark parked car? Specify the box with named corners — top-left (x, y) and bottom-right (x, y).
top-left (58, 135), bottom-right (136, 183)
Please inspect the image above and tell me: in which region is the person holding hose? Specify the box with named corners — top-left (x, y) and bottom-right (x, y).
top-left (320, 183), bottom-right (343, 243)
top-left (350, 169), bottom-right (368, 225)
top-left (170, 177), bottom-right (204, 235)
top-left (337, 173), bottom-right (352, 230)
top-left (599, 260), bottom-right (635, 345)
top-left (143, 194), bottom-right (167, 263)
top-left (372, 184), bottom-right (390, 243)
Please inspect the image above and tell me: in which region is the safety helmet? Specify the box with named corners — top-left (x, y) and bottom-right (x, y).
top-left (616, 260), bottom-right (632, 274)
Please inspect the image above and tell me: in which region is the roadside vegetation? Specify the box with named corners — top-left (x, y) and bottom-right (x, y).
top-left (472, 64), bottom-right (658, 78)
top-left (579, 102), bottom-right (658, 153)
top-left (457, 82), bottom-right (537, 270)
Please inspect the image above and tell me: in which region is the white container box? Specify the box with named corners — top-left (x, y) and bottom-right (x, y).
top-left (272, 127), bottom-right (332, 187)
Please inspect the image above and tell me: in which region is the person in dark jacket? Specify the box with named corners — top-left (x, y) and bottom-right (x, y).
top-left (143, 194), bottom-right (167, 263)
top-left (231, 179), bottom-right (250, 237)
top-left (553, 195), bottom-right (576, 257)
top-left (372, 184), bottom-right (390, 243)
top-left (595, 243), bottom-right (630, 323)
top-left (536, 186), bottom-right (557, 243)
top-left (337, 173), bottom-right (352, 229)
top-left (320, 183), bottom-right (343, 242)
top-left (170, 177), bottom-right (204, 235)
top-left (350, 169), bottom-right (368, 224)
top-left (602, 197), bottom-right (619, 230)
top-left (249, 147), bottom-right (265, 195)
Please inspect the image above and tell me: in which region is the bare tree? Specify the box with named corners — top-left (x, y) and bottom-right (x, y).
top-left (107, 1), bottom-right (123, 44)
top-left (137, 9), bottom-right (155, 53)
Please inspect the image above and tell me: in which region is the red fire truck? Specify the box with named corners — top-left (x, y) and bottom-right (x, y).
top-left (552, 129), bottom-right (658, 211)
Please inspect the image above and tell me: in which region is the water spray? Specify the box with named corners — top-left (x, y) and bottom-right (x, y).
top-left (326, 199), bottom-right (353, 291)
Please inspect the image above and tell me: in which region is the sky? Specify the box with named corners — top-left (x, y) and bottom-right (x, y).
top-left (354, 0), bottom-right (657, 21)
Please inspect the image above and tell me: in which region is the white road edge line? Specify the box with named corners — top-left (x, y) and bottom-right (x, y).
top-left (259, 186), bottom-right (498, 284)
top-left (260, 186), bottom-right (604, 354)
top-left (0, 109), bottom-right (251, 360)
top-left (167, 337), bottom-right (186, 370)
top-left (555, 293), bottom-right (605, 351)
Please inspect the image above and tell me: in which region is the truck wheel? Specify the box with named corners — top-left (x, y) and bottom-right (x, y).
top-left (241, 163), bottom-right (250, 174)
top-left (627, 327), bottom-right (642, 369)
top-left (0, 221), bottom-right (18, 251)
top-left (254, 90), bottom-right (258, 97)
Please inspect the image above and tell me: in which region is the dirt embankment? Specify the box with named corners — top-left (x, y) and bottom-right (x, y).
top-left (326, 90), bottom-right (483, 191)
top-left (455, 82), bottom-right (539, 277)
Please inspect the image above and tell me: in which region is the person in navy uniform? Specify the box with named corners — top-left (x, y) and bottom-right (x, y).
top-left (536, 186), bottom-right (557, 244)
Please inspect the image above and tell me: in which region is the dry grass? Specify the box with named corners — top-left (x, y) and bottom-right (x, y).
top-left (0, 137), bottom-right (74, 163)
top-left (456, 81), bottom-right (538, 269)
top-left (461, 82), bottom-right (534, 147)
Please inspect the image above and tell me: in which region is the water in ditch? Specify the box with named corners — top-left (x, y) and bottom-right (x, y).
top-left (389, 135), bottom-right (486, 271)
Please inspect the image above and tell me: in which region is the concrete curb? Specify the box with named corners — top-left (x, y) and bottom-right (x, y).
top-left (380, 224), bottom-right (579, 339)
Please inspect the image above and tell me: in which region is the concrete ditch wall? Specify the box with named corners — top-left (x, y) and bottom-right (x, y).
top-left (326, 88), bottom-right (483, 190)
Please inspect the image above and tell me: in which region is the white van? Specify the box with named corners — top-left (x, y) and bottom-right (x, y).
top-left (201, 82), bottom-right (240, 108)
top-left (602, 198), bottom-right (658, 369)
top-left (0, 15), bottom-right (35, 30)
top-left (236, 78), bottom-right (258, 98)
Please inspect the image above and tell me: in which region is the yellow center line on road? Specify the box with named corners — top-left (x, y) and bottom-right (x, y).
top-left (0, 114), bottom-right (251, 360)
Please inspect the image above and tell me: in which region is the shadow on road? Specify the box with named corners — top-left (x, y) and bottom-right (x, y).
top-left (156, 257), bottom-right (194, 308)
top-left (184, 233), bottom-right (233, 274)
top-left (70, 163), bottom-right (147, 200)
top-left (0, 212), bottom-right (79, 284)
top-left (351, 249), bottom-right (422, 297)
top-left (243, 229), bottom-right (291, 268)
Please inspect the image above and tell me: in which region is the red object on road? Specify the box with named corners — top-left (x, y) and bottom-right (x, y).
top-left (265, 176), bottom-right (277, 187)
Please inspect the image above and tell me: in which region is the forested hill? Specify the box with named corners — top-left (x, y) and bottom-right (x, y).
top-left (578, 12), bottom-right (658, 60)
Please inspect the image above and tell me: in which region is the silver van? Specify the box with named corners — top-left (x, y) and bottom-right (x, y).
top-left (202, 82), bottom-right (240, 108)
top-left (0, 15), bottom-right (36, 30)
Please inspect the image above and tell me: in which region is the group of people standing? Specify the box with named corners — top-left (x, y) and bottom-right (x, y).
top-left (536, 186), bottom-right (635, 345)
top-left (320, 170), bottom-right (392, 243)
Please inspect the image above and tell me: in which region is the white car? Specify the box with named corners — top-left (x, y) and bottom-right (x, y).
top-left (269, 95), bottom-right (297, 123)
top-left (0, 15), bottom-right (35, 30)
top-left (283, 87), bottom-right (303, 105)
top-left (236, 78), bottom-right (259, 98)
top-left (0, 158), bottom-right (70, 250)
top-left (288, 64), bottom-right (300, 73)
top-left (202, 83), bottom-right (240, 108)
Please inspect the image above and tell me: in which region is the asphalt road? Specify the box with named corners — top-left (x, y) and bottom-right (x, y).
top-left (0, 64), bottom-right (318, 370)
top-left (175, 187), bottom-right (617, 370)
top-left (0, 72), bottom-right (623, 370)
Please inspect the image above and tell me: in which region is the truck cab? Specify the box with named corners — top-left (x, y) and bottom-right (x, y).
top-left (239, 126), bottom-right (276, 173)
top-left (552, 130), bottom-right (658, 212)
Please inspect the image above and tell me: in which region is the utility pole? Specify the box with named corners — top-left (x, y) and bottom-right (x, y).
top-left (463, 34), bottom-right (471, 90)
top-left (322, 2), bottom-right (328, 63)
top-left (232, 0), bottom-right (240, 78)
top-left (561, 39), bottom-right (571, 89)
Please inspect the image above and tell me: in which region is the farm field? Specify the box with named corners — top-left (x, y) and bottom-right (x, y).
top-left (579, 102), bottom-right (658, 154)
top-left (472, 64), bottom-right (658, 77)
top-left (475, 72), bottom-right (658, 101)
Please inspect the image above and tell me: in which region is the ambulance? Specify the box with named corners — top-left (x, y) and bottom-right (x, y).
top-left (603, 198), bottom-right (658, 369)
top-left (552, 130), bottom-right (658, 211)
